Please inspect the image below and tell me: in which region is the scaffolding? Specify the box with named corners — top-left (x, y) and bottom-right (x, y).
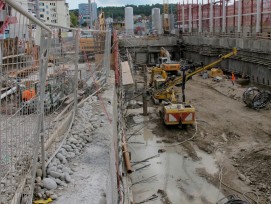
top-left (177, 0), bottom-right (271, 38)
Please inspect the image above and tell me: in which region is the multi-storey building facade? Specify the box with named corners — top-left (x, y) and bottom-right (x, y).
top-left (78, 2), bottom-right (97, 26)
top-left (39, 0), bottom-right (70, 27)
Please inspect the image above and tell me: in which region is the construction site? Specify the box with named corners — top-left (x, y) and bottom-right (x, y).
top-left (0, 0), bottom-right (271, 204)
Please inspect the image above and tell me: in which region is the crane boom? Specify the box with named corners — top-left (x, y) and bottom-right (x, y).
top-left (153, 48), bottom-right (238, 99)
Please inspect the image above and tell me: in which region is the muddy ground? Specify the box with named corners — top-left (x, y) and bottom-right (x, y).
top-left (128, 73), bottom-right (271, 203)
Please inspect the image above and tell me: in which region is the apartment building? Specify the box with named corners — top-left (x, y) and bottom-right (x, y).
top-left (39, 0), bottom-right (70, 27)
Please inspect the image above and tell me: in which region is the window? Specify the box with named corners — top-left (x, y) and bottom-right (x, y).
top-left (46, 11), bottom-right (49, 14)
top-left (40, 14), bottom-right (44, 18)
top-left (47, 17), bottom-right (49, 20)
top-left (46, 5), bottom-right (48, 8)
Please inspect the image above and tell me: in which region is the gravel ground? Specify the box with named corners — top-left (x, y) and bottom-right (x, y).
top-left (32, 77), bottom-right (117, 204)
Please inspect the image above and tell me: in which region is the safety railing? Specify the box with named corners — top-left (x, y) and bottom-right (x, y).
top-left (0, 0), bottom-right (52, 203)
top-left (0, 0), bottom-right (112, 203)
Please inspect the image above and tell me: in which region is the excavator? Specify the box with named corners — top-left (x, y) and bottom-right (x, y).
top-left (149, 67), bottom-right (168, 87)
top-left (153, 48), bottom-right (238, 127)
top-left (158, 47), bottom-right (180, 73)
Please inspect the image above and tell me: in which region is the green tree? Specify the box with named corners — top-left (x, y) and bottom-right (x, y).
top-left (82, 22), bottom-right (88, 27)
top-left (70, 11), bottom-right (78, 27)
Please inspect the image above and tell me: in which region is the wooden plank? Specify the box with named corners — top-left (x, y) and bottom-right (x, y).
top-left (121, 61), bottom-right (134, 86)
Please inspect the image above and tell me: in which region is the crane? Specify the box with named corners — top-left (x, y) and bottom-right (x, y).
top-left (158, 48), bottom-right (238, 127)
top-left (158, 48), bottom-right (237, 127)
top-left (153, 48), bottom-right (238, 103)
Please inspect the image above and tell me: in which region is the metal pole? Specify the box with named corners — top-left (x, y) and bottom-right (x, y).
top-left (182, 2), bottom-right (185, 31)
top-left (39, 32), bottom-right (51, 178)
top-left (222, 0), bottom-right (226, 33)
top-left (192, 0), bottom-right (193, 31)
top-left (237, 0), bottom-right (242, 33)
top-left (88, 0), bottom-right (92, 28)
top-left (209, 0), bottom-right (213, 33)
top-left (199, 3), bottom-right (202, 33)
top-left (251, 0), bottom-right (254, 34)
top-left (233, 0), bottom-right (236, 32)
top-left (256, 0), bottom-right (261, 33)
top-left (74, 30), bottom-right (79, 114)
top-left (197, 0), bottom-right (199, 30)
top-left (143, 65), bottom-right (148, 116)
top-left (189, 5), bottom-right (192, 32)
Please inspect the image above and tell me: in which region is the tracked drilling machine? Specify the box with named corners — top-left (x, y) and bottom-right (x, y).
top-left (153, 48), bottom-right (238, 127)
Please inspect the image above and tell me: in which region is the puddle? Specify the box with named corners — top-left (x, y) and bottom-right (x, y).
top-left (129, 115), bottom-right (225, 204)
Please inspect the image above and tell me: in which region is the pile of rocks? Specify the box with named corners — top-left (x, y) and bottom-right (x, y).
top-left (34, 95), bottom-right (106, 201)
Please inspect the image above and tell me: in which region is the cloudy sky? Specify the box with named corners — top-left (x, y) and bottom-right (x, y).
top-left (66, 0), bottom-right (211, 10)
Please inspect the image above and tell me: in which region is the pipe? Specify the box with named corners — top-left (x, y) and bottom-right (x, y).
top-left (5, 0), bottom-right (51, 32)
top-left (1, 87), bottom-right (17, 100)
top-left (122, 141), bottom-right (133, 174)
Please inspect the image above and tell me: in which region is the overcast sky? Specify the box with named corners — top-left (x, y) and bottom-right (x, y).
top-left (66, 0), bottom-right (213, 10)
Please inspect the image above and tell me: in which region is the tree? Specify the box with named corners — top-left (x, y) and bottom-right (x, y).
top-left (82, 22), bottom-right (88, 27)
top-left (70, 11), bottom-right (78, 27)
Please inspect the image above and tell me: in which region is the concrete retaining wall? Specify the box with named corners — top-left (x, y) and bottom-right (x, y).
top-left (183, 36), bottom-right (271, 87)
top-left (182, 36), bottom-right (271, 53)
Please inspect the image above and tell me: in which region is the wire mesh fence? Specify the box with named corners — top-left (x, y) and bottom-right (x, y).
top-left (42, 27), bottom-right (78, 171)
top-left (0, 1), bottom-right (112, 203)
top-left (0, 1), bottom-right (51, 203)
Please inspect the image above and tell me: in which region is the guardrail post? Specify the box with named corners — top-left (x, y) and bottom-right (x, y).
top-left (74, 30), bottom-right (80, 114)
top-left (39, 31), bottom-right (51, 178)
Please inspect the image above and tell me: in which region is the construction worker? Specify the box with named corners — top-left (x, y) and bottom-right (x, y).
top-left (231, 72), bottom-right (236, 85)
top-left (22, 89), bottom-right (36, 101)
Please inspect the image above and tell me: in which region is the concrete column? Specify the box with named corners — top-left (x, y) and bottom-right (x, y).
top-left (182, 5), bottom-right (185, 31)
top-left (199, 4), bottom-right (202, 33)
top-left (189, 5), bottom-right (192, 33)
top-left (256, 0), bottom-right (261, 33)
top-left (237, 0), bottom-right (242, 32)
top-left (209, 0), bottom-right (213, 33)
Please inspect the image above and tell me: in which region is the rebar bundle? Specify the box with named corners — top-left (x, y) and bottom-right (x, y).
top-left (243, 87), bottom-right (271, 109)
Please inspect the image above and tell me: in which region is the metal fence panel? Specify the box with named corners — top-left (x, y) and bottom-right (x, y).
top-left (0, 1), bottom-right (51, 203)
top-left (1, 1), bottom-right (112, 203)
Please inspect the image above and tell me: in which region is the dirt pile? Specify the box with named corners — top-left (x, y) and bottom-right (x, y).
top-left (235, 146), bottom-right (271, 201)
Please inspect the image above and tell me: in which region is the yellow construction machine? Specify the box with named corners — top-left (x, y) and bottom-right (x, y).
top-left (149, 67), bottom-right (168, 87)
top-left (158, 47), bottom-right (180, 72)
top-left (155, 48), bottom-right (238, 127)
